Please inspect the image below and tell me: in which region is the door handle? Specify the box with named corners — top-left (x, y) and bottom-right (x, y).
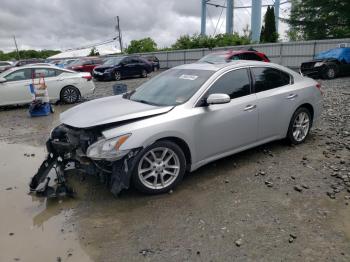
top-left (244, 104), bottom-right (257, 111)
top-left (286, 94), bottom-right (298, 100)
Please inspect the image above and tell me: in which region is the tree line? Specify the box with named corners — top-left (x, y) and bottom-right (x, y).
top-left (0, 49), bottom-right (60, 61)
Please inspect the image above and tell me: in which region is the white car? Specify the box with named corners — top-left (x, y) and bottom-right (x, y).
top-left (0, 65), bottom-right (95, 106)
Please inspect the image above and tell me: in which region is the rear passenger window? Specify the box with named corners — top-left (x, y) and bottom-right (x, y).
top-left (207, 69), bottom-right (251, 99)
top-left (251, 67), bottom-right (291, 93)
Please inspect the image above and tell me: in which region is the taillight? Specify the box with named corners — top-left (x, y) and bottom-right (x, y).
top-left (82, 75), bottom-right (92, 81)
top-left (316, 83), bottom-right (322, 94)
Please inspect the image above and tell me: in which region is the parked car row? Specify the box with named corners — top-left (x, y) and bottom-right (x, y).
top-left (0, 65), bottom-right (95, 106)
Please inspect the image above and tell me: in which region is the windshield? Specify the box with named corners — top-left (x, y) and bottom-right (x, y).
top-left (198, 54), bottom-right (228, 63)
top-left (129, 69), bottom-right (214, 106)
top-left (103, 57), bottom-right (124, 66)
top-left (69, 59), bottom-right (85, 66)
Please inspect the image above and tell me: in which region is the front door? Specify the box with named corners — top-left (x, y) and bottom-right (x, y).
top-left (0, 68), bottom-right (32, 105)
top-left (194, 68), bottom-right (258, 162)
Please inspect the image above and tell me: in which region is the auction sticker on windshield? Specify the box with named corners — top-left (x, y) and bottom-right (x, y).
top-left (179, 74), bottom-right (198, 80)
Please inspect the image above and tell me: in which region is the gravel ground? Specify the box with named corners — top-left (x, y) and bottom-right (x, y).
top-left (0, 72), bottom-right (349, 262)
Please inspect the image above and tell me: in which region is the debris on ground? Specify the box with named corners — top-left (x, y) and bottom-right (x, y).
top-left (235, 238), bottom-right (243, 247)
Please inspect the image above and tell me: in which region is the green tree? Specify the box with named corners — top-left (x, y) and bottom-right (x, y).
top-left (285, 0), bottom-right (350, 40)
top-left (260, 6), bottom-right (278, 43)
top-left (88, 47), bottom-right (100, 56)
top-left (171, 33), bottom-right (250, 50)
top-left (0, 49), bottom-right (60, 60)
top-left (126, 37), bottom-right (157, 54)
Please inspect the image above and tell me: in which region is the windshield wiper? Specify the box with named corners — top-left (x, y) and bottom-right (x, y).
top-left (202, 60), bottom-right (215, 64)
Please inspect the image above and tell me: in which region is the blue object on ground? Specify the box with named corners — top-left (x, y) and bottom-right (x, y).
top-left (315, 47), bottom-right (350, 63)
top-left (28, 102), bottom-right (53, 117)
top-left (113, 84), bottom-right (127, 95)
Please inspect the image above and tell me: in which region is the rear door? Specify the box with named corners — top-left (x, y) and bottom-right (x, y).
top-left (0, 68), bottom-right (32, 105)
top-left (251, 67), bottom-right (297, 141)
top-left (194, 68), bottom-right (258, 161)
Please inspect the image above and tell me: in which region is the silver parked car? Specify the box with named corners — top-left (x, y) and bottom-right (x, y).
top-left (30, 61), bottom-right (322, 197)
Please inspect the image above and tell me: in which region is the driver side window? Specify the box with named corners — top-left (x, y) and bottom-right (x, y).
top-left (206, 69), bottom-right (251, 99)
top-left (5, 69), bottom-right (32, 82)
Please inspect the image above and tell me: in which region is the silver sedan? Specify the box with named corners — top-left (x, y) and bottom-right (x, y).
top-left (31, 61), bottom-right (322, 197)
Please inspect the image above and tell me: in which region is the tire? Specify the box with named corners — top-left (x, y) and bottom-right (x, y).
top-left (132, 141), bottom-right (186, 194)
top-left (114, 71), bottom-right (121, 81)
top-left (323, 66), bottom-right (337, 79)
top-left (60, 86), bottom-right (80, 104)
top-left (286, 107), bottom-right (312, 145)
top-left (141, 69), bottom-right (148, 78)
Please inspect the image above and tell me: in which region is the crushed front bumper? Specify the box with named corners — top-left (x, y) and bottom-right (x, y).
top-left (29, 125), bottom-right (139, 198)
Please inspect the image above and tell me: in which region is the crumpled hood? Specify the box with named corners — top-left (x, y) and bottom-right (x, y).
top-left (60, 95), bottom-right (173, 128)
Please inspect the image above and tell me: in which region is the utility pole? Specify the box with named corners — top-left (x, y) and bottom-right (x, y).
top-left (13, 35), bottom-right (20, 60)
top-left (201, 0), bottom-right (207, 35)
top-left (226, 0), bottom-right (234, 34)
top-left (251, 0), bottom-right (262, 43)
top-left (115, 16), bottom-right (123, 53)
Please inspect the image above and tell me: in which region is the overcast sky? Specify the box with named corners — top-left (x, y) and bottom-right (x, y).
top-left (0, 0), bottom-right (291, 52)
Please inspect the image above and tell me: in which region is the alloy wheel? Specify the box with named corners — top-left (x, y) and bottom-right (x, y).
top-left (327, 68), bottom-right (335, 79)
top-left (137, 147), bottom-right (180, 190)
top-left (62, 87), bottom-right (79, 103)
top-left (141, 69), bottom-right (147, 77)
top-left (292, 112), bottom-right (310, 142)
top-left (115, 71), bottom-right (121, 81)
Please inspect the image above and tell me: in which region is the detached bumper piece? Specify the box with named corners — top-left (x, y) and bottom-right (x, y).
top-left (30, 125), bottom-right (139, 198)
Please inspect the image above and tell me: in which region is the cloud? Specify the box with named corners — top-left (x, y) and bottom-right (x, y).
top-left (0, 0), bottom-right (290, 52)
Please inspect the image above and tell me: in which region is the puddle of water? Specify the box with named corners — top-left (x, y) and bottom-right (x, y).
top-left (0, 142), bottom-right (93, 262)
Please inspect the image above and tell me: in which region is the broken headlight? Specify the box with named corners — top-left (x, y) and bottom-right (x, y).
top-left (86, 134), bottom-right (131, 161)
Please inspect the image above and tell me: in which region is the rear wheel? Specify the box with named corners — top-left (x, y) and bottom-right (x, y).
top-left (60, 86), bottom-right (80, 104)
top-left (132, 141), bottom-right (186, 194)
top-left (141, 69), bottom-right (148, 78)
top-left (287, 107), bottom-right (312, 145)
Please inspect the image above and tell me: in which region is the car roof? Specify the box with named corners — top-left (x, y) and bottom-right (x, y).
top-left (175, 60), bottom-right (262, 71)
top-left (208, 50), bottom-right (261, 56)
top-left (174, 60), bottom-right (299, 76)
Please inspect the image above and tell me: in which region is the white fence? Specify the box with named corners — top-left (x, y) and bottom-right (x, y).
top-left (135, 38), bottom-right (350, 69)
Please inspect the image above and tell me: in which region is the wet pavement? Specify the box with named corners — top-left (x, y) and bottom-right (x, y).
top-left (0, 74), bottom-right (349, 261)
top-left (0, 142), bottom-right (92, 262)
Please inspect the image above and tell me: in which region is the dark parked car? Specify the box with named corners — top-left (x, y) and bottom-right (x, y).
top-left (93, 56), bottom-right (152, 81)
top-left (198, 49), bottom-right (270, 63)
top-left (65, 58), bottom-right (103, 74)
top-left (300, 47), bottom-right (350, 79)
top-left (142, 55), bottom-right (160, 71)
top-left (13, 59), bottom-right (45, 67)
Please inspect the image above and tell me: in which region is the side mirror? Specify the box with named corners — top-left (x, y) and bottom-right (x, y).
top-left (0, 77), bottom-right (7, 83)
top-left (206, 93), bottom-right (230, 105)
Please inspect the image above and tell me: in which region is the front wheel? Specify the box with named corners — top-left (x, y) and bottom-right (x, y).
top-left (114, 71), bottom-right (121, 81)
top-left (287, 107), bottom-right (312, 145)
top-left (132, 141), bottom-right (186, 194)
top-left (60, 86), bottom-right (80, 104)
top-left (323, 66), bottom-right (337, 79)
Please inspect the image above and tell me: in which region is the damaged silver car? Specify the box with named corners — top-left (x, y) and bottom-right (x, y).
top-left (30, 61), bottom-right (322, 197)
